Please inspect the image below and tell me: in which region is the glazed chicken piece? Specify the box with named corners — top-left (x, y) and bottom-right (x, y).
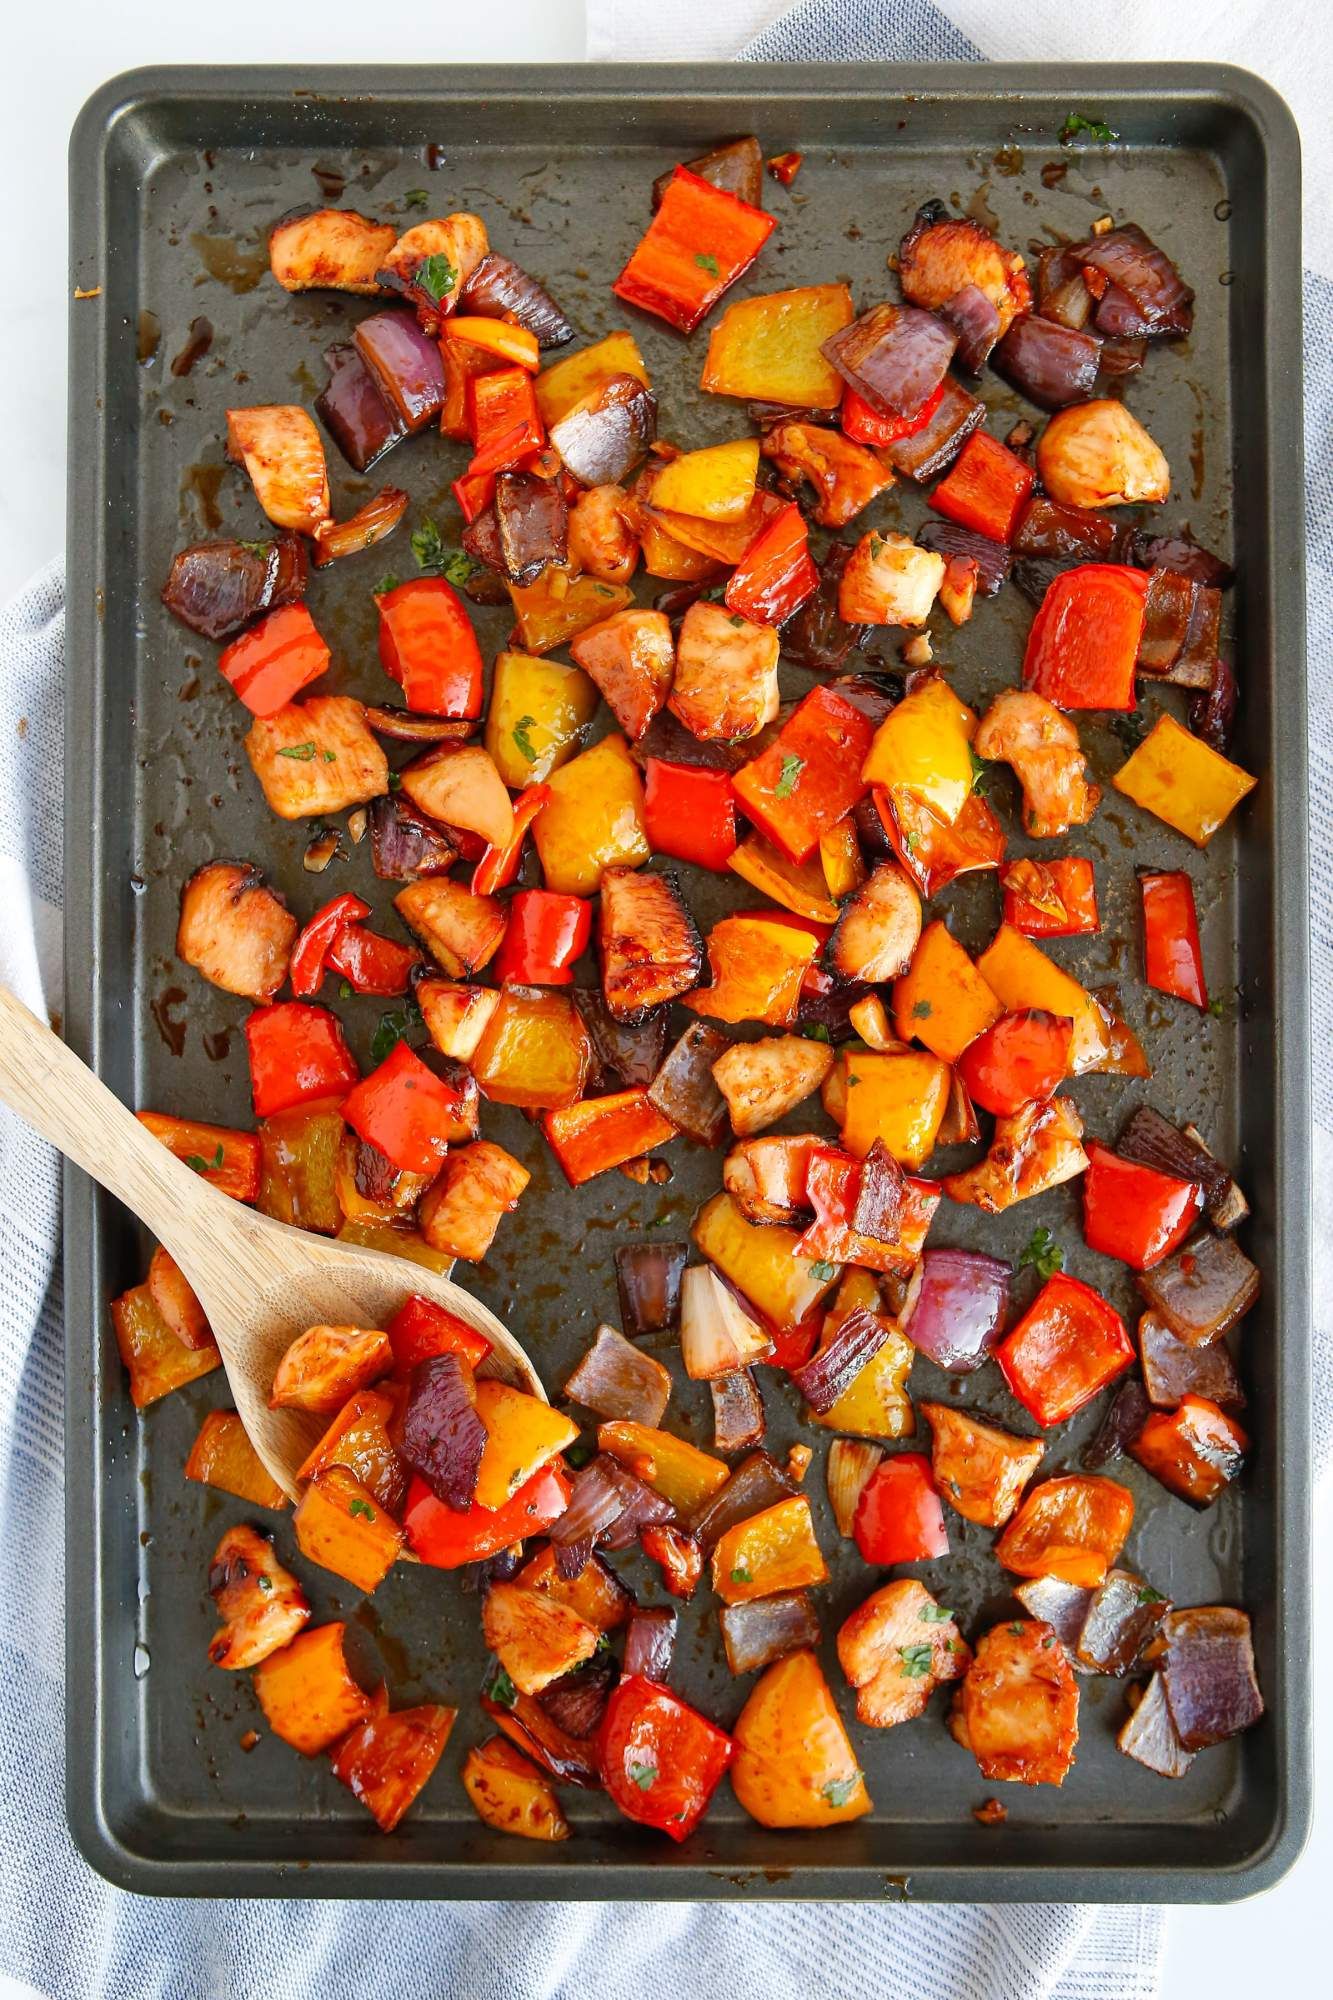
top-left (226, 406), bottom-right (330, 537)
top-left (268, 209), bottom-right (397, 294)
top-left (760, 422), bottom-right (893, 529)
top-left (942, 1095), bottom-right (1088, 1213)
top-left (1036, 399), bottom-right (1170, 510)
top-left (950, 1619), bottom-right (1080, 1786)
top-left (722, 1134), bottom-right (821, 1225)
top-left (378, 213), bottom-right (490, 305)
top-left (176, 860), bottom-right (296, 1003)
top-left (898, 209), bottom-right (1031, 339)
top-left (837, 1578), bottom-right (971, 1729)
top-left (668, 601), bottom-right (780, 742)
top-left (567, 484), bottom-right (640, 585)
top-left (208, 1524), bottom-right (310, 1670)
top-left (974, 691), bottom-right (1100, 838)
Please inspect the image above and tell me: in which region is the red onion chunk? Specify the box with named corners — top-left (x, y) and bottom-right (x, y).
top-left (1081, 225), bottom-right (1194, 336)
top-left (458, 253), bottom-right (574, 349)
top-left (826, 673), bottom-right (899, 727)
top-left (1160, 1606), bottom-right (1263, 1748)
top-left (1117, 1108), bottom-right (1228, 1204)
top-left (719, 1590), bottom-right (821, 1675)
top-left (795, 964), bottom-right (872, 1044)
top-left (548, 1458), bottom-right (628, 1578)
top-left (884, 376), bottom-right (985, 481)
top-left (550, 375), bottom-right (657, 487)
top-left (400, 1353), bottom-right (486, 1510)
top-left (1138, 569), bottom-right (1195, 674)
top-left (537, 1652), bottom-right (617, 1738)
top-left (791, 1307), bottom-right (889, 1415)
top-left (652, 137), bottom-right (763, 212)
top-left (1125, 529), bottom-right (1233, 589)
top-left (710, 1367), bottom-right (766, 1454)
top-left (623, 1606), bottom-right (677, 1683)
top-left (364, 708), bottom-right (473, 744)
top-left (615, 1241), bottom-right (687, 1337)
top-left (1013, 1577), bottom-right (1094, 1659)
top-left (647, 1023), bottom-right (731, 1145)
top-left (941, 283), bottom-right (1003, 372)
top-left (575, 990), bottom-right (669, 1089)
top-left (992, 315), bottom-right (1102, 410)
top-left (316, 343), bottom-right (405, 471)
top-left (1036, 246), bottom-right (1094, 331)
top-left (855, 790), bottom-right (896, 857)
top-left (823, 303), bottom-right (958, 420)
top-left (905, 1247), bottom-right (1010, 1372)
top-left (686, 1450), bottom-right (797, 1552)
top-left (851, 1140), bottom-right (906, 1244)
top-left (915, 520), bottom-right (1011, 597)
top-left (1013, 496), bottom-right (1118, 562)
top-left (460, 504), bottom-right (506, 577)
top-left (368, 793), bottom-right (457, 880)
top-left (563, 1323), bottom-right (672, 1427)
top-left (1075, 1569), bottom-right (1170, 1674)
top-left (1170, 585), bottom-right (1221, 691)
top-left (1092, 283), bottom-right (1162, 340)
top-left (1136, 1232), bottom-right (1260, 1347)
top-left (1117, 1671), bottom-right (1195, 1777)
top-left (352, 311), bottom-right (445, 432)
top-left (458, 1540), bottom-right (527, 1594)
top-left (1189, 654), bottom-right (1238, 754)
top-left (480, 1685), bottom-right (602, 1787)
top-left (1081, 1378), bottom-right (1153, 1470)
top-left (495, 470), bottom-right (568, 586)
top-left (1099, 336), bottom-right (1148, 379)
top-left (161, 533), bottom-right (309, 642)
top-left (632, 710), bottom-right (755, 773)
top-left (1139, 1312), bottom-right (1245, 1412)
top-left (781, 543), bottom-right (870, 672)
top-left (598, 1457), bottom-right (676, 1551)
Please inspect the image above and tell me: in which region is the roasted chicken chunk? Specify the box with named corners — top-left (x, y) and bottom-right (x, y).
top-left (176, 860), bottom-right (296, 1003)
top-left (974, 690), bottom-right (1100, 838)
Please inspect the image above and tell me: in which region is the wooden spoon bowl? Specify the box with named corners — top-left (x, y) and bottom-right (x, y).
top-left (0, 985), bottom-right (543, 1499)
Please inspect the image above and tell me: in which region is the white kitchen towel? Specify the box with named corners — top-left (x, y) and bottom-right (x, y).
top-left (1, 5), bottom-right (1328, 1996)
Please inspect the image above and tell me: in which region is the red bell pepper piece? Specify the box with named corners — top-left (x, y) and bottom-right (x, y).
top-left (543, 1089), bottom-right (679, 1186)
top-left (289, 892), bottom-right (372, 999)
top-left (376, 576), bottom-right (484, 718)
top-left (956, 1009), bottom-right (1074, 1117)
top-left (217, 603), bottom-right (330, 718)
top-left (1080, 1140), bottom-right (1203, 1271)
top-left (797, 1149), bottom-right (941, 1272)
top-left (387, 1294), bottom-right (491, 1374)
top-left (1138, 869), bottom-right (1208, 1009)
top-left (342, 1041), bottom-right (463, 1177)
top-left (852, 1453), bottom-right (949, 1565)
top-left (472, 783), bottom-right (551, 896)
top-left (733, 906), bottom-right (834, 947)
top-left (731, 684), bottom-right (875, 865)
top-left (612, 166), bottom-right (776, 336)
top-left (492, 889), bottom-right (592, 987)
top-left (643, 759), bottom-right (738, 871)
top-left (723, 502), bottom-right (818, 628)
top-left (929, 431), bottom-right (1035, 545)
top-left (599, 1675), bottom-right (734, 1842)
top-left (841, 381), bottom-right (943, 447)
top-left (452, 466), bottom-right (497, 525)
top-left (466, 367), bottom-right (545, 476)
top-left (1002, 857), bottom-right (1099, 938)
top-left (1022, 563), bottom-right (1149, 712)
top-left (878, 784), bottom-right (1007, 898)
top-left (996, 1273), bottom-right (1135, 1428)
top-left (244, 1002), bottom-right (359, 1119)
top-left (403, 1463), bottom-right (570, 1567)
top-left (325, 923), bottom-right (423, 998)
top-left (766, 1310), bottom-right (823, 1373)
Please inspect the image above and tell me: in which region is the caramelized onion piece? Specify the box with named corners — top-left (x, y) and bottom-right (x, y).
top-left (1140, 1311), bottom-right (1245, 1412)
top-left (311, 487), bottom-right (409, 567)
top-left (1136, 1232), bottom-right (1260, 1346)
top-left (719, 1590), bottom-right (820, 1675)
top-left (647, 1023), bottom-right (731, 1144)
top-left (1075, 1570), bottom-right (1170, 1674)
top-left (495, 470), bottom-right (568, 585)
top-left (368, 792), bottom-right (457, 880)
top-left (1012, 1577), bottom-right (1094, 1660)
top-left (537, 1652), bottom-right (617, 1738)
top-left (914, 520), bottom-right (1011, 596)
top-left (615, 1241), bottom-right (687, 1338)
top-left (826, 1438), bottom-right (884, 1538)
top-left (480, 1685), bottom-right (602, 1787)
top-left (851, 1140), bottom-right (905, 1245)
top-left (1160, 1607), bottom-right (1263, 1748)
top-left (780, 542), bottom-right (870, 672)
top-left (1116, 1107), bottom-right (1231, 1209)
top-left (884, 376), bottom-right (985, 481)
top-left (791, 1307), bottom-right (889, 1414)
top-left (1081, 1378), bottom-right (1152, 1471)
top-left (623, 1606), bottom-right (677, 1683)
top-left (942, 283), bottom-right (1003, 372)
top-left (904, 1248), bottom-right (1010, 1372)
top-left (823, 303), bottom-right (957, 420)
top-left (685, 1450), bottom-right (796, 1553)
top-left (1137, 568), bottom-right (1195, 675)
top-left (1189, 654), bottom-right (1239, 755)
top-left (993, 315), bottom-right (1102, 410)
top-left (574, 990), bottom-right (669, 1089)
top-left (1080, 224), bottom-right (1194, 337)
top-left (315, 344), bottom-right (404, 472)
top-left (563, 1323), bottom-right (672, 1427)
top-left (710, 1367), bottom-right (766, 1454)
top-left (1117, 1671), bottom-right (1195, 1777)
top-left (652, 136), bottom-right (763, 211)
top-left (1125, 528), bottom-right (1233, 588)
top-left (550, 376), bottom-right (658, 488)
top-left (598, 1457), bottom-right (676, 1552)
top-left (1013, 495), bottom-right (1118, 561)
top-left (364, 708), bottom-right (474, 744)
top-left (352, 311), bottom-right (445, 432)
top-left (401, 1353), bottom-right (485, 1510)
top-left (548, 1458), bottom-right (628, 1579)
top-left (458, 253), bottom-right (574, 348)
top-left (1036, 245), bottom-right (1094, 331)
top-left (161, 533), bottom-right (308, 641)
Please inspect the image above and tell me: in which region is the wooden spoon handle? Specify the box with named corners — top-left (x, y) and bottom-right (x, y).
top-left (0, 984), bottom-right (217, 1252)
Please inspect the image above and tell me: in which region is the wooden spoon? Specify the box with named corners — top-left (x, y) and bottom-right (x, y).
top-left (0, 985), bottom-right (544, 1499)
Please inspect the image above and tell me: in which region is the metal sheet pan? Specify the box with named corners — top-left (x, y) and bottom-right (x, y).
top-left (64, 62), bottom-right (1309, 1901)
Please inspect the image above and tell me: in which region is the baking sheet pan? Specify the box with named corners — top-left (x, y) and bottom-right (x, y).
top-left (63, 61), bottom-right (1309, 1900)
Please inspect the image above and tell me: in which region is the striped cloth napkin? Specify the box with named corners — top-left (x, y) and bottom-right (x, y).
top-left (2, 2), bottom-right (1328, 1992)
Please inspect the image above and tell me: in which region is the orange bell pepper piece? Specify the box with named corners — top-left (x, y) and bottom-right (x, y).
top-left (1128, 1394), bottom-right (1248, 1507)
top-left (444, 316), bottom-right (541, 371)
top-left (471, 987), bottom-right (593, 1111)
top-left (293, 1466), bottom-right (404, 1593)
top-left (693, 1190), bottom-right (840, 1333)
top-left (995, 1475), bottom-right (1134, 1588)
top-left (184, 1409), bottom-right (288, 1510)
top-left (975, 923), bottom-right (1110, 1075)
top-left (296, 1388), bottom-right (408, 1516)
top-left (838, 1049), bottom-right (951, 1167)
top-left (252, 1623), bottom-right (374, 1755)
top-left (731, 1649), bottom-right (871, 1827)
top-left (1112, 712), bottom-right (1257, 846)
top-left (544, 1087), bottom-right (678, 1186)
top-left (334, 1703), bottom-right (457, 1831)
top-left (136, 1111), bottom-right (261, 1203)
top-left (891, 918), bottom-right (1004, 1062)
top-left (110, 1282), bottom-right (220, 1409)
top-left (712, 1495), bottom-right (829, 1605)
top-left (879, 784), bottom-right (1007, 897)
top-left (685, 914), bottom-right (817, 1027)
top-left (732, 683), bottom-right (875, 864)
top-left (597, 1419), bottom-right (730, 1513)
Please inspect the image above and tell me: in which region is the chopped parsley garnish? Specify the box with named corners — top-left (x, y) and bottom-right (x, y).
top-left (237, 539), bottom-right (270, 557)
top-left (911, 999), bottom-right (932, 1020)
top-left (183, 1143), bottom-right (225, 1173)
top-left (564, 1438), bottom-right (595, 1470)
top-left (695, 253), bottom-right (720, 276)
top-left (404, 188), bottom-right (429, 208)
top-left (348, 1498), bottom-right (375, 1521)
top-left (323, 749), bottom-right (336, 763)
top-left (388, 771), bottom-right (403, 792)
top-left (969, 748), bottom-right (988, 793)
top-left (629, 1762), bottom-right (658, 1790)
top-left (370, 999), bottom-right (423, 1065)
top-left (1009, 1621), bottom-right (1025, 1637)
top-left (821, 1775), bottom-right (861, 1807)
top-left (774, 753), bottom-right (806, 799)
top-left (809, 1260), bottom-right (838, 1282)
top-left (486, 1665), bottom-right (518, 1709)
top-left (1137, 1583), bottom-right (1166, 1605)
top-left (801, 1022), bottom-right (832, 1042)
top-left (1111, 708), bottom-right (1148, 752)
top-left (411, 516), bottom-right (448, 573)
top-left (416, 252), bottom-right (456, 302)
top-left (1061, 112), bottom-right (1118, 146)
top-left (869, 534), bottom-right (885, 558)
top-left (277, 741), bottom-right (318, 760)
top-left (903, 830), bottom-right (920, 855)
top-left (1018, 1225), bottom-right (1065, 1279)
top-left (512, 715), bottom-right (539, 763)
top-left (442, 549), bottom-right (478, 587)
top-left (256, 1574), bottom-right (273, 1593)
top-left (919, 1602), bottom-right (953, 1624)
top-left (1207, 995), bottom-right (1229, 1020)
top-left (729, 613), bottom-right (745, 628)
top-left (898, 1644), bottom-right (935, 1679)
top-left (373, 571), bottom-right (401, 596)
top-left (730, 1565), bottom-right (753, 1585)
top-left (338, 979), bottom-right (355, 1001)
top-left (1042, 1633), bottom-right (1056, 1649)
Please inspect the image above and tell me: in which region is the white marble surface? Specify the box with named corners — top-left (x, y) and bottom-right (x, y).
top-left (0, 6), bottom-right (1323, 1992)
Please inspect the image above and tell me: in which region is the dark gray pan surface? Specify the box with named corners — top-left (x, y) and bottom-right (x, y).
top-left (64, 63), bottom-right (1309, 1900)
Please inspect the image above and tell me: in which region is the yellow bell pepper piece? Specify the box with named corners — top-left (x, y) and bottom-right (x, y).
top-left (728, 834), bottom-right (840, 922)
top-left (712, 1496), bottom-right (829, 1605)
top-left (693, 1190), bottom-right (839, 1330)
top-left (485, 650), bottom-right (600, 789)
top-left (535, 329), bottom-right (650, 428)
top-left (700, 284), bottom-right (854, 410)
top-left (892, 918), bottom-right (1004, 1062)
top-left (976, 923), bottom-right (1111, 1074)
top-left (648, 438), bottom-right (760, 523)
top-left (597, 1420), bottom-right (729, 1512)
top-left (471, 988), bottom-right (593, 1111)
top-left (508, 572), bottom-right (634, 656)
top-left (1112, 712), bottom-right (1257, 846)
top-left (473, 1381), bottom-right (578, 1512)
top-left (819, 817), bottom-right (867, 902)
top-left (685, 915), bottom-right (817, 1027)
top-left (731, 1649), bottom-right (871, 1828)
top-left (808, 1332), bottom-right (916, 1440)
top-left (840, 1050), bottom-right (951, 1166)
top-left (531, 733), bottom-right (649, 896)
top-left (335, 1219), bottom-right (457, 1276)
top-left (861, 676), bottom-right (977, 825)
